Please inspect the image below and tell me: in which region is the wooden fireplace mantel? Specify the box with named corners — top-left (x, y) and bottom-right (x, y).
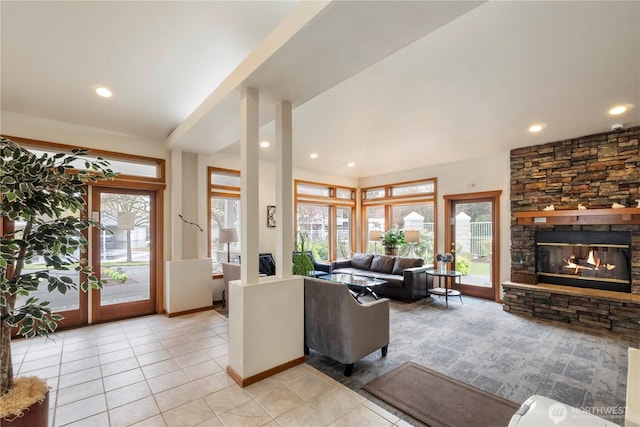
top-left (513, 208), bottom-right (640, 225)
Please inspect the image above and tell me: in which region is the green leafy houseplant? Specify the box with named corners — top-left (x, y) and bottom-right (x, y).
top-left (381, 228), bottom-right (405, 255)
top-left (292, 232), bottom-right (314, 276)
top-left (0, 137), bottom-right (115, 418)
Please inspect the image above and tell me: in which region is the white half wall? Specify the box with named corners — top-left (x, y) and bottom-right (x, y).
top-left (165, 258), bottom-right (214, 315)
top-left (228, 276), bottom-right (304, 380)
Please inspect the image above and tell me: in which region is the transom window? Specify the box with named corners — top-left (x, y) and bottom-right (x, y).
top-left (362, 178), bottom-right (437, 263)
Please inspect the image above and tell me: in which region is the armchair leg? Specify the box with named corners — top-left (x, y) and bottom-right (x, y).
top-left (381, 345), bottom-right (388, 357)
top-left (304, 345), bottom-right (310, 355)
top-left (222, 290), bottom-right (226, 309)
top-left (344, 363), bottom-right (354, 376)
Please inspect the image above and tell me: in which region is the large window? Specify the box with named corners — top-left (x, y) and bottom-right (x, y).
top-left (295, 180), bottom-right (355, 261)
top-left (362, 178), bottom-right (436, 263)
top-left (209, 167), bottom-right (241, 274)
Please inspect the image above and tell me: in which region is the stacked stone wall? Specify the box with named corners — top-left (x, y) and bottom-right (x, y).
top-left (507, 126), bottom-right (640, 334)
top-left (503, 284), bottom-right (640, 338)
top-left (510, 126), bottom-right (640, 294)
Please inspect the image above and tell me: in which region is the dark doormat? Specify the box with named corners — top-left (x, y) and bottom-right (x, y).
top-left (363, 362), bottom-right (519, 427)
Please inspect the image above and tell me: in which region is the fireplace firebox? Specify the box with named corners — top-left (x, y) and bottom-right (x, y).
top-left (535, 231), bottom-right (632, 293)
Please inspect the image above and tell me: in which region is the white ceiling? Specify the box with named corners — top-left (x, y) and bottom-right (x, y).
top-left (2, 1), bottom-right (639, 179)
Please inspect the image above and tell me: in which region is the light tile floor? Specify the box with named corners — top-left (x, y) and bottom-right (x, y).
top-left (11, 310), bottom-right (411, 427)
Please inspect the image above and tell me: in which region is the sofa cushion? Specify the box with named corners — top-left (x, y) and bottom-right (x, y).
top-left (370, 255), bottom-right (396, 274)
top-left (368, 272), bottom-right (404, 287)
top-left (392, 257), bottom-right (424, 275)
top-left (351, 252), bottom-right (374, 270)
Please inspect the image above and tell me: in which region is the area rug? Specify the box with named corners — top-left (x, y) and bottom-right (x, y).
top-left (363, 362), bottom-right (520, 427)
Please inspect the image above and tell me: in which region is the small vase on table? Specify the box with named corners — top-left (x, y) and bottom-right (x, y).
top-left (439, 262), bottom-right (447, 274)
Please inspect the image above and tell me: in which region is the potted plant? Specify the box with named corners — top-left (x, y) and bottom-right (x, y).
top-left (381, 228), bottom-right (405, 256)
top-left (292, 232), bottom-right (314, 276)
top-left (0, 137), bottom-right (115, 425)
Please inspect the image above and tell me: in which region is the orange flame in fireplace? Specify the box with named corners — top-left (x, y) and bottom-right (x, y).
top-left (563, 249), bottom-right (614, 272)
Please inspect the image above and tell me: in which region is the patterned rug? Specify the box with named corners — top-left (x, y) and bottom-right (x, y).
top-left (305, 295), bottom-right (635, 426)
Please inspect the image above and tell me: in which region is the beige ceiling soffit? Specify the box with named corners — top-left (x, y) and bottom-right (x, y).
top-left (166, 1), bottom-right (331, 149)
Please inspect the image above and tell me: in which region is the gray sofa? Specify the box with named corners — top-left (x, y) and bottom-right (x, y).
top-left (304, 277), bottom-right (389, 376)
top-left (331, 252), bottom-right (432, 302)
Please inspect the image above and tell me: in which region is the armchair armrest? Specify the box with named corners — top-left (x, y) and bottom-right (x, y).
top-left (403, 266), bottom-right (430, 297)
top-left (314, 261), bottom-right (331, 273)
top-left (331, 259), bottom-right (352, 270)
top-left (344, 297), bottom-right (390, 362)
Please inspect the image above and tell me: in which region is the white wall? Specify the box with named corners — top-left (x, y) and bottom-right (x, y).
top-left (1, 111), bottom-right (173, 260)
top-left (1, 111), bottom-right (167, 158)
top-left (2, 111), bottom-right (513, 300)
top-left (180, 152), bottom-right (199, 259)
top-left (359, 151), bottom-right (512, 285)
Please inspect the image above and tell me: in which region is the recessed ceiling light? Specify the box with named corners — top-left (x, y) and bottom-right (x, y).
top-left (259, 141), bottom-right (270, 148)
top-left (528, 124), bottom-right (543, 133)
top-left (609, 105), bottom-right (627, 115)
top-left (347, 162), bottom-right (355, 168)
top-left (310, 153), bottom-right (318, 159)
top-left (95, 87), bottom-right (112, 98)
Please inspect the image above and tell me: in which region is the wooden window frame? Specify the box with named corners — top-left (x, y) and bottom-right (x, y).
top-left (361, 178), bottom-right (437, 260)
top-left (295, 179), bottom-right (356, 261)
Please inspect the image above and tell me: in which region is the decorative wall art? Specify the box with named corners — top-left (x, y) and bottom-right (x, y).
top-left (267, 205), bottom-right (276, 228)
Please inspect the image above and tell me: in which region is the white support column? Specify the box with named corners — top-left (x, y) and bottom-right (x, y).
top-left (170, 149), bottom-right (183, 261)
top-left (240, 87), bottom-right (260, 284)
top-left (196, 153), bottom-right (210, 259)
top-left (275, 100), bottom-right (293, 278)
top-left (229, 93), bottom-right (304, 386)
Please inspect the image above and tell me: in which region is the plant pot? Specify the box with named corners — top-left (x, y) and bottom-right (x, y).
top-left (1, 389), bottom-right (49, 427)
top-left (384, 247), bottom-right (398, 256)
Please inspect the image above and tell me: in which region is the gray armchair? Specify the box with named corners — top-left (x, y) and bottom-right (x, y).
top-left (304, 277), bottom-right (389, 376)
top-left (221, 262), bottom-right (240, 309)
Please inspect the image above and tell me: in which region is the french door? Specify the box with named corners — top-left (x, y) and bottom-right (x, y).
top-left (91, 187), bottom-right (157, 323)
top-left (11, 186), bottom-right (159, 334)
top-left (444, 191), bottom-right (501, 301)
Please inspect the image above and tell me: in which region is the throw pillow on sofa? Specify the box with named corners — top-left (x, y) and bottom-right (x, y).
top-left (351, 252), bottom-right (374, 270)
top-left (370, 255), bottom-right (396, 273)
top-left (392, 257), bottom-right (424, 275)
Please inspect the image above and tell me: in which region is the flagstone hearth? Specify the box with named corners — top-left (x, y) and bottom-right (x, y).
top-left (502, 282), bottom-right (640, 337)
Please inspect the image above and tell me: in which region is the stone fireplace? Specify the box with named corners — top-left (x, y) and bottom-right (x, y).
top-left (504, 126), bottom-right (640, 336)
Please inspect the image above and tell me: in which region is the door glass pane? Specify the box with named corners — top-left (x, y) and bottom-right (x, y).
top-left (454, 201), bottom-right (492, 287)
top-left (14, 214), bottom-right (81, 312)
top-left (336, 207), bottom-right (351, 259)
top-left (391, 203), bottom-right (435, 260)
top-left (99, 193), bottom-right (151, 305)
top-left (297, 204), bottom-right (329, 261)
top-left (210, 198), bottom-right (241, 273)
